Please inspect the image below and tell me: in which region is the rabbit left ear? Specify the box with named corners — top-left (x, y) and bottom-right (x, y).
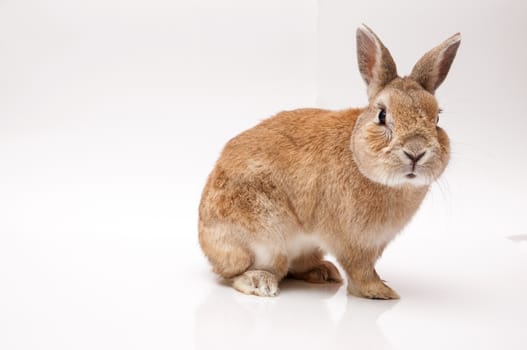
top-left (356, 24), bottom-right (398, 99)
top-left (410, 33), bottom-right (461, 94)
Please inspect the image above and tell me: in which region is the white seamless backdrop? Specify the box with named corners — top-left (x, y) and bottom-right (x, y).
top-left (0, 1), bottom-right (526, 350)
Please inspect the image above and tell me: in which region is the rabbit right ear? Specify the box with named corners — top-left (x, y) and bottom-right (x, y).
top-left (356, 24), bottom-right (398, 99)
top-left (410, 33), bottom-right (461, 94)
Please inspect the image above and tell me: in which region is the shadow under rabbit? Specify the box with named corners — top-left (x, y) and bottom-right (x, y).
top-left (209, 268), bottom-right (343, 298)
top-left (194, 279), bottom-right (397, 350)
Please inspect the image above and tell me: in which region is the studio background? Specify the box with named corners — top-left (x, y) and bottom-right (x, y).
top-left (1, 1), bottom-right (526, 349)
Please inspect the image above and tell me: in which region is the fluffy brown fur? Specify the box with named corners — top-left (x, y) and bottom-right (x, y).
top-left (198, 25), bottom-right (460, 298)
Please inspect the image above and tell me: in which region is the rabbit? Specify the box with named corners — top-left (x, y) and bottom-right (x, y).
top-left (198, 24), bottom-right (460, 299)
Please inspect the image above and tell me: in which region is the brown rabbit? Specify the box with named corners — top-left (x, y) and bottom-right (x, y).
top-left (198, 24), bottom-right (460, 299)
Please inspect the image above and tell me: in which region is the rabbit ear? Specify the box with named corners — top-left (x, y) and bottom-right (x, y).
top-left (410, 33), bottom-right (461, 94)
top-left (356, 24), bottom-right (398, 99)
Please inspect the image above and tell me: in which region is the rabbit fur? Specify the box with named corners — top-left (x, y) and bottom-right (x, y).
top-left (198, 24), bottom-right (460, 299)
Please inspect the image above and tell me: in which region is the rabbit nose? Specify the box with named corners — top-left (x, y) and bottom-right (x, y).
top-left (403, 150), bottom-right (426, 171)
top-left (403, 150), bottom-right (426, 163)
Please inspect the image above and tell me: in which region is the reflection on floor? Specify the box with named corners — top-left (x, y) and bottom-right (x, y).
top-left (192, 232), bottom-right (527, 350)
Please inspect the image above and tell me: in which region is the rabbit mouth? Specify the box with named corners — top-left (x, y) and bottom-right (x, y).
top-left (406, 173), bottom-right (417, 179)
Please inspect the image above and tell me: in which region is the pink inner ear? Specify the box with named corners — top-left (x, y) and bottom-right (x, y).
top-left (435, 40), bottom-right (461, 91)
top-left (358, 32), bottom-right (377, 84)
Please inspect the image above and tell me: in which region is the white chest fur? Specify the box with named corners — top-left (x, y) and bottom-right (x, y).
top-left (251, 233), bottom-right (327, 270)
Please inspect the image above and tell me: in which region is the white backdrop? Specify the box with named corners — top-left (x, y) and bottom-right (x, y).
top-left (1, 1), bottom-right (526, 349)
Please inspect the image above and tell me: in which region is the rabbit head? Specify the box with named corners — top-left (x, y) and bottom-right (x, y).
top-left (351, 25), bottom-right (460, 187)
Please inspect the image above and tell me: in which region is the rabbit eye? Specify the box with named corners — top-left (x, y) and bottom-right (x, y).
top-left (378, 109), bottom-right (386, 125)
